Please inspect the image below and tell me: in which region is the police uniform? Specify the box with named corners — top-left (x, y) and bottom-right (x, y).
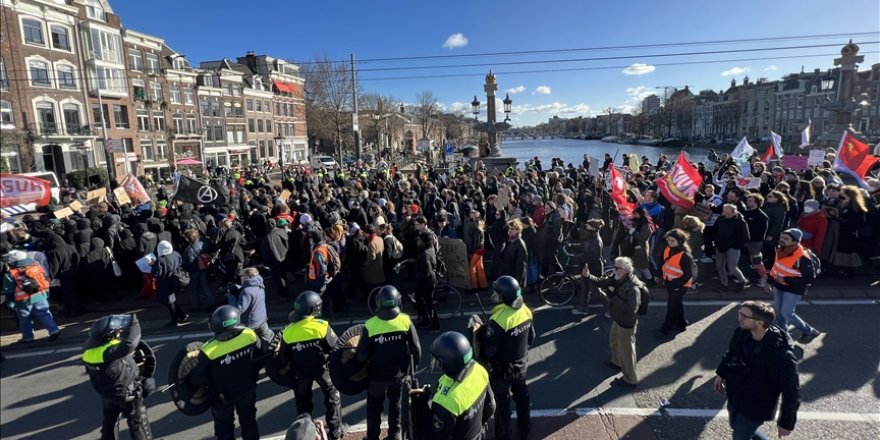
top-left (429, 361), bottom-right (495, 440)
top-left (356, 313), bottom-right (422, 440)
top-left (188, 328), bottom-right (264, 440)
top-left (483, 302), bottom-right (535, 439)
top-left (279, 316), bottom-right (343, 439)
top-left (82, 316), bottom-right (153, 440)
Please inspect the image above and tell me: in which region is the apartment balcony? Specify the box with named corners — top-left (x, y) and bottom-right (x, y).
top-left (171, 127), bottom-right (204, 138)
top-left (29, 123), bottom-right (98, 138)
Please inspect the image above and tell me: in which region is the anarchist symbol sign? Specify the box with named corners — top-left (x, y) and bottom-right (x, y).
top-left (196, 185), bottom-right (218, 204)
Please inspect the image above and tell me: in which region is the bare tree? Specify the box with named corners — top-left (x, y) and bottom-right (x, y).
top-left (414, 91), bottom-right (440, 140)
top-left (302, 54), bottom-right (359, 157)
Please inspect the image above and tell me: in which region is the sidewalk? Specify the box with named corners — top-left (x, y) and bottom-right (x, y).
top-left (2, 270), bottom-right (876, 350)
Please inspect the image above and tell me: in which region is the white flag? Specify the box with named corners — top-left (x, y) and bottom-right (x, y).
top-left (731, 136), bottom-right (755, 164)
top-left (799, 119), bottom-right (811, 149)
top-left (770, 130), bottom-right (784, 158)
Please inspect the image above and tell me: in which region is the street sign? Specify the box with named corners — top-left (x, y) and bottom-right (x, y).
top-left (445, 143), bottom-right (454, 155)
top-left (104, 139), bottom-right (124, 153)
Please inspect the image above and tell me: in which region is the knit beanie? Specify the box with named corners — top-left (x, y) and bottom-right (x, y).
top-left (782, 228), bottom-right (803, 243)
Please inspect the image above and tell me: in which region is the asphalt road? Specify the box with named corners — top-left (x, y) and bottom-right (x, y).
top-left (1, 301), bottom-right (878, 440)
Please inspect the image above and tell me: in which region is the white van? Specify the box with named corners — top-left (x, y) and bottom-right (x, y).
top-left (22, 171), bottom-right (61, 202)
top-left (315, 156), bottom-right (338, 168)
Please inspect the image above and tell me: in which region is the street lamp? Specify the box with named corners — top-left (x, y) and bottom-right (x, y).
top-left (471, 96), bottom-right (480, 121)
top-left (503, 93), bottom-right (512, 123)
top-left (275, 136), bottom-right (284, 171)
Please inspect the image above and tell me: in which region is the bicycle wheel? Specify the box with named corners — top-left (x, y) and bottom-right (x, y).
top-left (367, 286), bottom-right (382, 316)
top-left (540, 273), bottom-right (577, 307)
top-left (432, 282), bottom-right (462, 320)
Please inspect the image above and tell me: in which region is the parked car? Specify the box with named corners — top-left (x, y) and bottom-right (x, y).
top-left (315, 156), bottom-right (338, 168)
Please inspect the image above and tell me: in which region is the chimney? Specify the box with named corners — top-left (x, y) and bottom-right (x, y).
top-left (245, 51), bottom-right (257, 70)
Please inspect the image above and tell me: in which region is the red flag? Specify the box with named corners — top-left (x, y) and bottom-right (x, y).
top-left (121, 174), bottom-right (151, 204)
top-left (0, 173), bottom-right (52, 208)
top-left (608, 165), bottom-right (635, 225)
top-left (760, 144), bottom-right (774, 162)
top-left (656, 152), bottom-right (703, 209)
top-left (833, 132), bottom-right (880, 187)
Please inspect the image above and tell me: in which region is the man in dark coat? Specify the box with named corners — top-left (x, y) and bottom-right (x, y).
top-left (493, 218), bottom-right (528, 288)
top-left (259, 219), bottom-right (290, 299)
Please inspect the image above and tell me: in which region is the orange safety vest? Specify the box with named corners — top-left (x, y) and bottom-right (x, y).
top-left (10, 263), bottom-right (51, 301)
top-left (307, 244), bottom-right (330, 281)
top-left (769, 246), bottom-right (804, 286)
top-left (662, 248), bottom-right (692, 288)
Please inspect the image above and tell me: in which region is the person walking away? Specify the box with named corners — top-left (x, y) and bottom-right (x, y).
top-left (482, 276), bottom-right (535, 440)
top-left (188, 306), bottom-right (265, 440)
top-left (581, 257), bottom-right (646, 388)
top-left (429, 331), bottom-right (496, 440)
top-left (306, 229), bottom-right (341, 309)
top-left (2, 249), bottom-right (61, 343)
top-left (413, 230), bottom-right (440, 332)
top-left (743, 193), bottom-right (769, 289)
top-left (217, 218), bottom-right (245, 284)
top-left (182, 229), bottom-right (215, 313)
top-left (278, 291), bottom-right (344, 440)
top-left (714, 301), bottom-right (800, 440)
top-left (261, 218), bottom-right (291, 299)
top-left (766, 229), bottom-right (820, 344)
top-left (356, 285), bottom-right (421, 440)
top-left (229, 267), bottom-right (274, 344)
top-left (152, 241), bottom-right (188, 327)
top-left (362, 224), bottom-right (386, 292)
top-left (713, 204), bottom-right (750, 292)
top-left (82, 314), bottom-right (153, 440)
top-left (571, 218), bottom-right (604, 316)
top-left (657, 229), bottom-right (694, 337)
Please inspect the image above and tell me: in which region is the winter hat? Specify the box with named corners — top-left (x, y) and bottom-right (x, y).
top-left (803, 199), bottom-right (820, 213)
top-left (782, 228), bottom-right (803, 243)
top-left (5, 250), bottom-right (27, 262)
top-left (277, 219), bottom-right (290, 227)
top-left (349, 222), bottom-right (361, 235)
top-left (378, 198), bottom-right (387, 208)
top-left (157, 240), bottom-right (174, 256)
top-left (298, 213), bottom-right (312, 225)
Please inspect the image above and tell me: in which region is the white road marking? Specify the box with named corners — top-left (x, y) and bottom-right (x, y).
top-left (257, 407), bottom-right (880, 438)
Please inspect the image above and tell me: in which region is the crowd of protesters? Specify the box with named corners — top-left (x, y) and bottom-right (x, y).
top-left (2, 146), bottom-right (879, 343)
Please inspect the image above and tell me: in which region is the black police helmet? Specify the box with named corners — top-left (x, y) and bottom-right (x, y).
top-left (88, 314), bottom-right (131, 344)
top-left (209, 305), bottom-right (242, 337)
top-left (290, 291), bottom-right (322, 322)
top-left (492, 275), bottom-right (522, 306)
top-left (375, 285), bottom-right (401, 312)
top-left (431, 331), bottom-right (474, 379)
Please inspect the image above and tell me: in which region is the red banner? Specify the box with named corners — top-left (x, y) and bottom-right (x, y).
top-left (0, 174), bottom-right (52, 208)
top-left (656, 152), bottom-right (702, 209)
top-left (121, 174), bottom-right (151, 204)
top-left (608, 165), bottom-right (635, 226)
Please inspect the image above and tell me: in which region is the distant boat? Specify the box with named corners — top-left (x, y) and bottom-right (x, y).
top-left (601, 136), bottom-right (619, 142)
top-left (637, 138), bottom-right (661, 146)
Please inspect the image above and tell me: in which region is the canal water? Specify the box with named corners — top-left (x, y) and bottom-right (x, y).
top-left (500, 138), bottom-right (714, 167)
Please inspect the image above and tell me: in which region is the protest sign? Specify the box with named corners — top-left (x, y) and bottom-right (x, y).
top-left (85, 188), bottom-right (107, 202)
top-left (279, 189), bottom-right (291, 202)
top-left (113, 187), bottom-right (131, 205)
top-left (68, 200), bottom-right (84, 212)
top-left (53, 207), bottom-right (74, 219)
top-left (808, 149), bottom-right (825, 167)
top-left (782, 155), bottom-right (809, 171)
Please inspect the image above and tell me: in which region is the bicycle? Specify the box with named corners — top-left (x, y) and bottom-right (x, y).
top-left (367, 261), bottom-right (463, 320)
top-left (539, 244), bottom-right (612, 307)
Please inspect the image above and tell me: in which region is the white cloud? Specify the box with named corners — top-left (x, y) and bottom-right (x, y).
top-left (507, 85), bottom-right (526, 94)
top-left (764, 65), bottom-right (779, 72)
top-left (510, 102), bottom-right (590, 115)
top-left (532, 86), bottom-right (552, 95)
top-left (442, 33), bottom-right (468, 49)
top-left (625, 86), bottom-right (655, 101)
top-left (721, 66), bottom-right (750, 77)
top-left (622, 63), bottom-right (656, 75)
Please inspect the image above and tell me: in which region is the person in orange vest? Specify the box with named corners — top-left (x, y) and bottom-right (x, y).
top-left (306, 229), bottom-right (340, 302)
top-left (657, 229), bottom-right (695, 338)
top-left (765, 228), bottom-right (821, 344)
top-left (2, 250), bottom-right (61, 344)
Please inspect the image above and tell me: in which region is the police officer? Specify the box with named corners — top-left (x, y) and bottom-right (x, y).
top-left (188, 305), bottom-right (265, 440)
top-left (429, 331), bottom-right (495, 440)
top-left (356, 285), bottom-right (422, 440)
top-left (82, 314), bottom-right (153, 440)
top-left (483, 276), bottom-right (535, 440)
top-left (278, 291), bottom-right (344, 440)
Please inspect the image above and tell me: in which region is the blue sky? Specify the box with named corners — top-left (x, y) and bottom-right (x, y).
top-left (112, 0), bottom-right (880, 126)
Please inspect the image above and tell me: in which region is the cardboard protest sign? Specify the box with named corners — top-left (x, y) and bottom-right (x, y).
top-left (113, 187), bottom-right (131, 205)
top-left (279, 189), bottom-right (291, 202)
top-left (53, 207), bottom-right (74, 219)
top-left (85, 188), bottom-right (107, 202)
top-left (68, 200), bottom-right (84, 212)
top-left (735, 176), bottom-right (761, 189)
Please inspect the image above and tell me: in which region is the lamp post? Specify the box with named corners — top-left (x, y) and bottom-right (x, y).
top-left (275, 136), bottom-right (284, 172)
top-left (470, 72), bottom-right (512, 157)
top-left (817, 41), bottom-right (868, 146)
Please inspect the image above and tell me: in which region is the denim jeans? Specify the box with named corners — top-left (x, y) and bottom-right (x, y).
top-left (17, 298), bottom-right (60, 341)
top-left (728, 402), bottom-right (770, 440)
top-left (773, 288), bottom-right (814, 334)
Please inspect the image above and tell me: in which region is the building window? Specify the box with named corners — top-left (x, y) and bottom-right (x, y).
top-left (92, 103), bottom-right (108, 126)
top-left (187, 115), bottom-right (197, 132)
top-left (200, 98), bottom-right (210, 116)
top-left (172, 58), bottom-right (186, 70)
top-left (36, 101), bottom-right (57, 135)
top-left (89, 28), bottom-right (122, 63)
top-left (233, 105), bottom-right (243, 117)
top-left (275, 102), bottom-right (281, 114)
top-left (113, 105), bottom-right (129, 128)
top-left (29, 60), bottom-right (51, 86)
top-left (169, 86), bottom-right (180, 103)
top-left (50, 25), bottom-right (71, 50)
top-left (150, 82), bottom-right (162, 101)
top-left (146, 54), bottom-right (160, 75)
top-left (0, 57), bottom-right (8, 90)
top-left (248, 118), bottom-right (255, 132)
top-left (0, 100), bottom-right (13, 126)
top-left (254, 100), bottom-right (261, 112)
top-left (152, 111), bottom-right (165, 131)
top-left (283, 124), bottom-right (290, 136)
top-left (246, 99), bottom-right (254, 111)
top-left (137, 111), bottom-right (150, 131)
top-left (22, 18), bottom-right (45, 46)
top-left (213, 125), bottom-right (224, 141)
top-left (128, 49), bottom-right (143, 72)
top-left (132, 79), bottom-right (146, 101)
top-left (259, 140), bottom-right (266, 158)
top-left (86, 1), bottom-right (106, 21)
top-left (62, 104), bottom-right (81, 135)
top-left (57, 65), bottom-right (76, 89)
top-left (183, 89), bottom-right (194, 105)
top-left (257, 119), bottom-right (264, 133)
top-left (95, 66), bottom-right (127, 93)
top-left (142, 143), bottom-right (154, 161)
top-left (266, 119), bottom-right (272, 133)
top-left (211, 101), bottom-right (221, 117)
top-left (173, 114), bottom-right (184, 133)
